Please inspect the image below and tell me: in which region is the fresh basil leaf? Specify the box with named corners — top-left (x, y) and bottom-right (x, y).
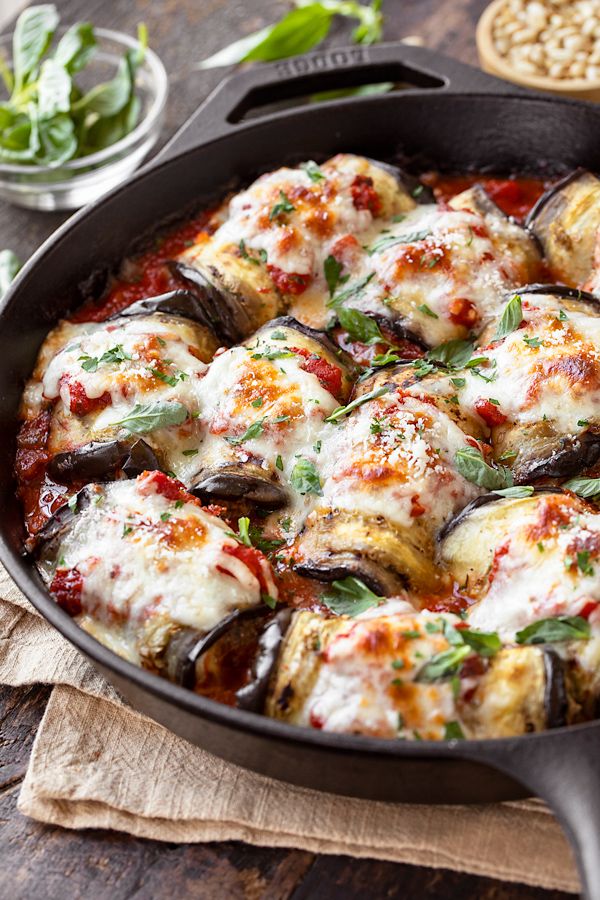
top-left (199, 4), bottom-right (333, 69)
top-left (53, 22), bottom-right (96, 73)
top-left (81, 93), bottom-right (141, 153)
top-left (455, 447), bottom-right (513, 491)
top-left (328, 271), bottom-right (375, 308)
top-left (324, 254), bottom-right (345, 297)
top-left (0, 249), bottom-right (22, 299)
top-left (368, 229), bottom-right (430, 255)
top-left (337, 307), bottom-right (383, 345)
top-left (290, 457), bottom-right (322, 495)
top-left (415, 645), bottom-right (471, 682)
top-left (269, 190), bottom-right (295, 220)
top-left (112, 401), bottom-right (188, 434)
top-left (322, 576), bottom-right (382, 617)
top-left (444, 720), bottom-right (465, 740)
top-left (371, 349), bottom-right (401, 367)
top-left (563, 477), bottom-right (600, 500)
top-left (226, 418), bottom-right (266, 445)
top-left (37, 112), bottom-right (77, 163)
top-left (74, 23), bottom-right (146, 119)
top-left (492, 486), bottom-right (534, 499)
top-left (301, 160), bottom-right (325, 182)
top-left (237, 516), bottom-right (252, 547)
top-left (100, 344), bottom-right (131, 364)
top-left (515, 616), bottom-right (591, 645)
top-left (459, 629), bottom-right (501, 657)
top-left (426, 339), bottom-right (474, 369)
top-left (325, 385), bottom-right (389, 423)
top-left (13, 4), bottom-right (59, 91)
top-left (493, 294), bottom-right (523, 340)
top-left (37, 59), bottom-right (71, 119)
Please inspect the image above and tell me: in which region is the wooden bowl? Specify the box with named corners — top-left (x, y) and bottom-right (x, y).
top-left (476, 0), bottom-right (600, 101)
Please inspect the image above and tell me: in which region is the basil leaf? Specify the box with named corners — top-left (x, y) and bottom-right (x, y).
top-left (37, 59), bottom-right (71, 119)
top-left (53, 22), bottom-right (96, 74)
top-left (493, 294), bottom-right (523, 340)
top-left (325, 385), bottom-right (389, 423)
top-left (37, 112), bottom-right (77, 164)
top-left (455, 447), bottom-right (513, 491)
top-left (100, 344), bottom-right (131, 364)
top-left (301, 160), bottom-right (325, 182)
top-left (459, 629), bottom-right (501, 657)
top-left (515, 616), bottom-right (591, 645)
top-left (426, 339), bottom-right (474, 369)
top-left (328, 271), bottom-right (375, 308)
top-left (324, 254), bottom-right (345, 297)
top-left (74, 24), bottom-right (146, 119)
top-left (112, 401), bottom-right (188, 434)
top-left (13, 4), bottom-right (59, 91)
top-left (337, 307), bottom-right (383, 345)
top-left (290, 458), bottom-right (322, 495)
top-left (198, 4), bottom-right (333, 69)
top-left (444, 721), bottom-right (465, 740)
top-left (563, 477), bottom-right (600, 500)
top-left (0, 249), bottom-right (22, 299)
top-left (322, 576), bottom-right (382, 617)
top-left (492, 486), bottom-right (534, 499)
top-left (226, 418), bottom-right (266, 445)
top-left (368, 229), bottom-right (430, 255)
top-left (415, 645), bottom-right (471, 683)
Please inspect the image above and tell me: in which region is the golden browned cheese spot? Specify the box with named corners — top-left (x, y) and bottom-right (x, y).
top-left (227, 358), bottom-right (302, 420)
top-left (525, 495), bottom-right (575, 543)
top-left (157, 516), bottom-right (208, 550)
top-left (526, 348), bottom-right (600, 404)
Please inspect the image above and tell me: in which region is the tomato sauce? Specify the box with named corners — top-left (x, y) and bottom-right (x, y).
top-left (422, 173), bottom-right (550, 221)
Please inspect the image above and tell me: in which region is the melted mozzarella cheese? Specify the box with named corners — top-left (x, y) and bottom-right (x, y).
top-left (293, 611), bottom-right (461, 739)
top-left (452, 294), bottom-right (600, 434)
top-left (316, 390), bottom-right (482, 531)
top-left (463, 501), bottom-right (600, 639)
top-left (42, 475), bottom-right (276, 663)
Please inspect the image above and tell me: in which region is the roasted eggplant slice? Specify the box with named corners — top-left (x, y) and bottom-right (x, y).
top-left (37, 472), bottom-right (278, 667)
top-left (266, 609), bottom-right (572, 739)
top-left (452, 287), bottom-right (600, 482)
top-left (440, 490), bottom-right (600, 638)
top-left (526, 169), bottom-right (600, 287)
top-left (23, 312), bottom-right (217, 487)
top-left (113, 288), bottom-right (224, 335)
top-left (190, 318), bottom-right (354, 510)
top-left (293, 366), bottom-right (487, 594)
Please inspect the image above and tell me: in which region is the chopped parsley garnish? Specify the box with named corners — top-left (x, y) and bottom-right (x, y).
top-left (368, 229), bottom-right (430, 255)
top-left (67, 494), bottom-right (78, 513)
top-left (251, 398), bottom-right (264, 408)
top-left (275, 454), bottom-right (283, 470)
top-left (324, 254), bottom-right (348, 297)
top-left (269, 190), bottom-right (295, 220)
top-left (444, 721), bottom-right (465, 740)
top-left (418, 303), bottom-right (438, 318)
top-left (523, 335), bottom-right (542, 348)
top-left (79, 344), bottom-right (132, 373)
top-left (182, 448), bottom-right (198, 457)
top-left (160, 512), bottom-right (171, 522)
top-left (451, 377), bottom-right (466, 388)
top-left (578, 419), bottom-right (589, 427)
top-left (262, 593), bottom-right (277, 609)
top-left (225, 418), bottom-right (266, 445)
top-left (239, 239), bottom-right (267, 265)
top-left (415, 645), bottom-right (471, 682)
top-left (250, 348), bottom-right (295, 361)
top-left (301, 160), bottom-right (325, 182)
top-left (328, 272), bottom-right (375, 308)
top-left (122, 525), bottom-right (133, 537)
top-left (148, 367), bottom-right (179, 387)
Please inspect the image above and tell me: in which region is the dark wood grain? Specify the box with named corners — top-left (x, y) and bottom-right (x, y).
top-left (0, 1), bottom-right (573, 897)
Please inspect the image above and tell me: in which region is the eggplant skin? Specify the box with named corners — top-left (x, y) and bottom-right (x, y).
top-left (438, 486), bottom-right (561, 542)
top-left (191, 467), bottom-right (288, 509)
top-left (47, 439), bottom-right (159, 484)
top-left (113, 289), bottom-right (220, 334)
top-left (33, 485), bottom-right (95, 560)
top-left (525, 169), bottom-right (600, 286)
top-left (543, 648), bottom-right (569, 730)
top-left (511, 428), bottom-right (600, 484)
top-left (236, 607), bottom-right (293, 712)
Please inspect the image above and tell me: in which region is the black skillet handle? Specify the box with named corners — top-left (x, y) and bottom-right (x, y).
top-left (460, 726), bottom-right (600, 899)
top-left (155, 41), bottom-right (521, 165)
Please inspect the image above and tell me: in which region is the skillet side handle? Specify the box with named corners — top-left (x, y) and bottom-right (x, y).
top-left (153, 42), bottom-right (517, 165)
top-left (464, 727), bottom-right (600, 900)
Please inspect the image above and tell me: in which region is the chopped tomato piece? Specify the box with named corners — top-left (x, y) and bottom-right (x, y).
top-left (448, 297), bottom-right (478, 328)
top-left (351, 175), bottom-right (382, 216)
top-left (289, 346), bottom-right (343, 399)
top-left (140, 470), bottom-right (188, 501)
top-left (474, 398), bottom-right (508, 427)
top-left (410, 494), bottom-right (426, 517)
top-left (50, 567), bottom-right (84, 617)
top-left (267, 265), bottom-right (311, 295)
top-left (63, 379), bottom-right (112, 417)
top-left (579, 601), bottom-right (598, 620)
top-left (15, 411), bottom-right (51, 482)
top-left (223, 542), bottom-right (272, 594)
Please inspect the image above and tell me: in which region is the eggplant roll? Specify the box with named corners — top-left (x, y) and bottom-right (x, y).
top-left (21, 311), bottom-right (218, 486)
top-left (526, 170), bottom-right (600, 288)
top-left (36, 471), bottom-right (277, 670)
top-left (266, 609), bottom-right (573, 739)
top-left (293, 366), bottom-right (488, 595)
top-left (190, 318), bottom-right (354, 511)
top-left (175, 154), bottom-right (419, 335)
top-left (436, 288), bottom-right (600, 482)
top-left (440, 491), bottom-right (600, 639)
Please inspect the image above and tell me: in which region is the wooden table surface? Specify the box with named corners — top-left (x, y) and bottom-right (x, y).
top-left (0, 1), bottom-right (575, 897)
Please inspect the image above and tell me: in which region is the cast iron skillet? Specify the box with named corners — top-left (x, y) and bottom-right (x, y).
top-left (1, 42), bottom-right (600, 896)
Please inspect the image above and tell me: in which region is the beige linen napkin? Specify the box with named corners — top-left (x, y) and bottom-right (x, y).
top-left (0, 567), bottom-right (579, 892)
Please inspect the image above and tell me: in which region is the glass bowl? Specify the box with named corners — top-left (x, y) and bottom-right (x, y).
top-left (0, 28), bottom-right (168, 211)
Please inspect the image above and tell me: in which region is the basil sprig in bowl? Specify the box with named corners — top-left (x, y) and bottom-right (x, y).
top-left (0, 7), bottom-right (167, 210)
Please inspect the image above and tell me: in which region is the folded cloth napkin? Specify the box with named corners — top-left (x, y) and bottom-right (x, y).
top-left (0, 566), bottom-right (579, 892)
